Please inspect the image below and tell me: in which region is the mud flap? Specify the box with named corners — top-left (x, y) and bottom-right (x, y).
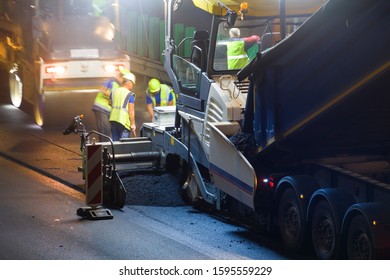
top-left (103, 171), bottom-right (127, 209)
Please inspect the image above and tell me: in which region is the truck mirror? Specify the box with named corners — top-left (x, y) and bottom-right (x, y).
top-left (226, 10), bottom-right (237, 28)
top-left (190, 45), bottom-right (206, 72)
top-left (218, 1), bottom-right (237, 27)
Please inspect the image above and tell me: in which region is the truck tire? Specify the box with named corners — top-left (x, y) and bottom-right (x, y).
top-left (347, 214), bottom-right (375, 259)
top-left (278, 188), bottom-right (306, 251)
top-left (9, 69), bottom-right (23, 108)
top-left (311, 200), bottom-right (340, 259)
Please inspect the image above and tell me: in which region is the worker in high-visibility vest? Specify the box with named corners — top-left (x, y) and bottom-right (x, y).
top-left (226, 28), bottom-right (260, 70)
top-left (109, 72), bottom-right (137, 141)
top-left (145, 78), bottom-right (176, 122)
top-left (92, 68), bottom-right (129, 141)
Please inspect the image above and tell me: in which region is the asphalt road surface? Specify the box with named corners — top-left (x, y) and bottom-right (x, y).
top-left (0, 156), bottom-right (288, 260)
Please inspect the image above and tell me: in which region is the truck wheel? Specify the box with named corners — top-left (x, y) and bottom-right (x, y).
top-left (278, 188), bottom-right (305, 251)
top-left (311, 200), bottom-right (340, 259)
top-left (9, 69), bottom-right (23, 108)
top-left (347, 214), bottom-right (375, 259)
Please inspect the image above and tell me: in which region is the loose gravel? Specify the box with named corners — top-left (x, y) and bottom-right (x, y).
top-left (118, 170), bottom-right (186, 207)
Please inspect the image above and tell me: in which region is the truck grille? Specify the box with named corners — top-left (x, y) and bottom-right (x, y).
top-left (205, 97), bottom-right (224, 145)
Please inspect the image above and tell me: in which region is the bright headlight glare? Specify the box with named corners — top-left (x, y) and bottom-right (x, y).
top-left (45, 66), bottom-right (66, 74)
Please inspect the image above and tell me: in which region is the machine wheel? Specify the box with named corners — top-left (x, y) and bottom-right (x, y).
top-left (9, 68), bottom-right (23, 108)
top-left (278, 188), bottom-right (306, 251)
top-left (177, 159), bottom-right (196, 204)
top-left (177, 158), bottom-right (189, 187)
top-left (311, 200), bottom-right (340, 259)
top-left (347, 214), bottom-right (375, 259)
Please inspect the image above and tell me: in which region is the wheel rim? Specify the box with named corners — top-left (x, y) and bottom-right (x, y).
top-left (350, 229), bottom-right (371, 259)
top-left (279, 188), bottom-right (305, 251)
top-left (311, 199), bottom-right (339, 259)
top-left (315, 216), bottom-right (334, 253)
top-left (283, 203), bottom-right (299, 239)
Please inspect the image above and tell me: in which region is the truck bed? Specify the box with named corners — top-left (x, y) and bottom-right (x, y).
top-left (254, 0), bottom-right (390, 160)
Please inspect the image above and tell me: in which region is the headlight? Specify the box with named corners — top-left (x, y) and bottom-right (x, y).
top-left (104, 64), bottom-right (126, 73)
top-left (45, 66), bottom-right (66, 74)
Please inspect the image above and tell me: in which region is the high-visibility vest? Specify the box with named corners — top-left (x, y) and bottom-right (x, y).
top-left (92, 80), bottom-right (120, 115)
top-left (109, 87), bottom-right (134, 130)
top-left (147, 84), bottom-right (176, 107)
top-left (226, 40), bottom-right (248, 69)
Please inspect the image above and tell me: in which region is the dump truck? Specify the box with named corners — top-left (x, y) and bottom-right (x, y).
top-left (0, 0), bottom-right (130, 127)
top-left (80, 0), bottom-right (390, 259)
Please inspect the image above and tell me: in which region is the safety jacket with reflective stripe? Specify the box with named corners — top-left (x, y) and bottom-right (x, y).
top-left (109, 87), bottom-right (134, 130)
top-left (147, 84), bottom-right (176, 107)
top-left (92, 80), bottom-right (120, 115)
top-left (226, 40), bottom-right (248, 69)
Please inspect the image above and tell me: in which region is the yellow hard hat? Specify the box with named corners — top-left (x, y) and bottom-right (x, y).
top-left (123, 72), bottom-right (136, 85)
top-left (120, 68), bottom-right (130, 75)
top-left (148, 78), bottom-right (161, 93)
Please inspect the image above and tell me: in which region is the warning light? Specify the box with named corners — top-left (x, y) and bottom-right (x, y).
top-left (104, 64), bottom-right (126, 74)
top-left (262, 177), bottom-right (275, 188)
top-left (239, 2), bottom-right (248, 19)
top-left (240, 2), bottom-right (248, 13)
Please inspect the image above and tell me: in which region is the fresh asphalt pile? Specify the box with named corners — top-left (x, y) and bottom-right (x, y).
top-left (229, 132), bottom-right (258, 161)
top-left (118, 170), bottom-right (186, 207)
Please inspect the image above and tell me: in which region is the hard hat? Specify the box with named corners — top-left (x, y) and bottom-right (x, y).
top-left (123, 72), bottom-right (136, 85)
top-left (229, 28), bottom-right (240, 38)
top-left (120, 68), bottom-right (130, 75)
top-left (148, 78), bottom-right (161, 93)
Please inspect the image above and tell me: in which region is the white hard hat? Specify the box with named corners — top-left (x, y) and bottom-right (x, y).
top-left (123, 72), bottom-right (136, 85)
top-left (229, 28), bottom-right (240, 38)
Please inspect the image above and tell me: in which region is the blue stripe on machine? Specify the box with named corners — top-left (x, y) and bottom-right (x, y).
top-left (209, 163), bottom-right (253, 195)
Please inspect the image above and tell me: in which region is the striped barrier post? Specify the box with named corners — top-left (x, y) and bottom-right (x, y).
top-left (77, 141), bottom-right (113, 220)
top-left (86, 143), bottom-right (103, 208)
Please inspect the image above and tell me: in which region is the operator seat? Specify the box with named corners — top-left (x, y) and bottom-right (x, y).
top-left (190, 30), bottom-right (209, 72)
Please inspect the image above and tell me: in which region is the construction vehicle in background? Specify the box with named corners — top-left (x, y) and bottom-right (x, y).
top-left (80, 0), bottom-right (390, 259)
top-left (0, 0), bottom-right (129, 127)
